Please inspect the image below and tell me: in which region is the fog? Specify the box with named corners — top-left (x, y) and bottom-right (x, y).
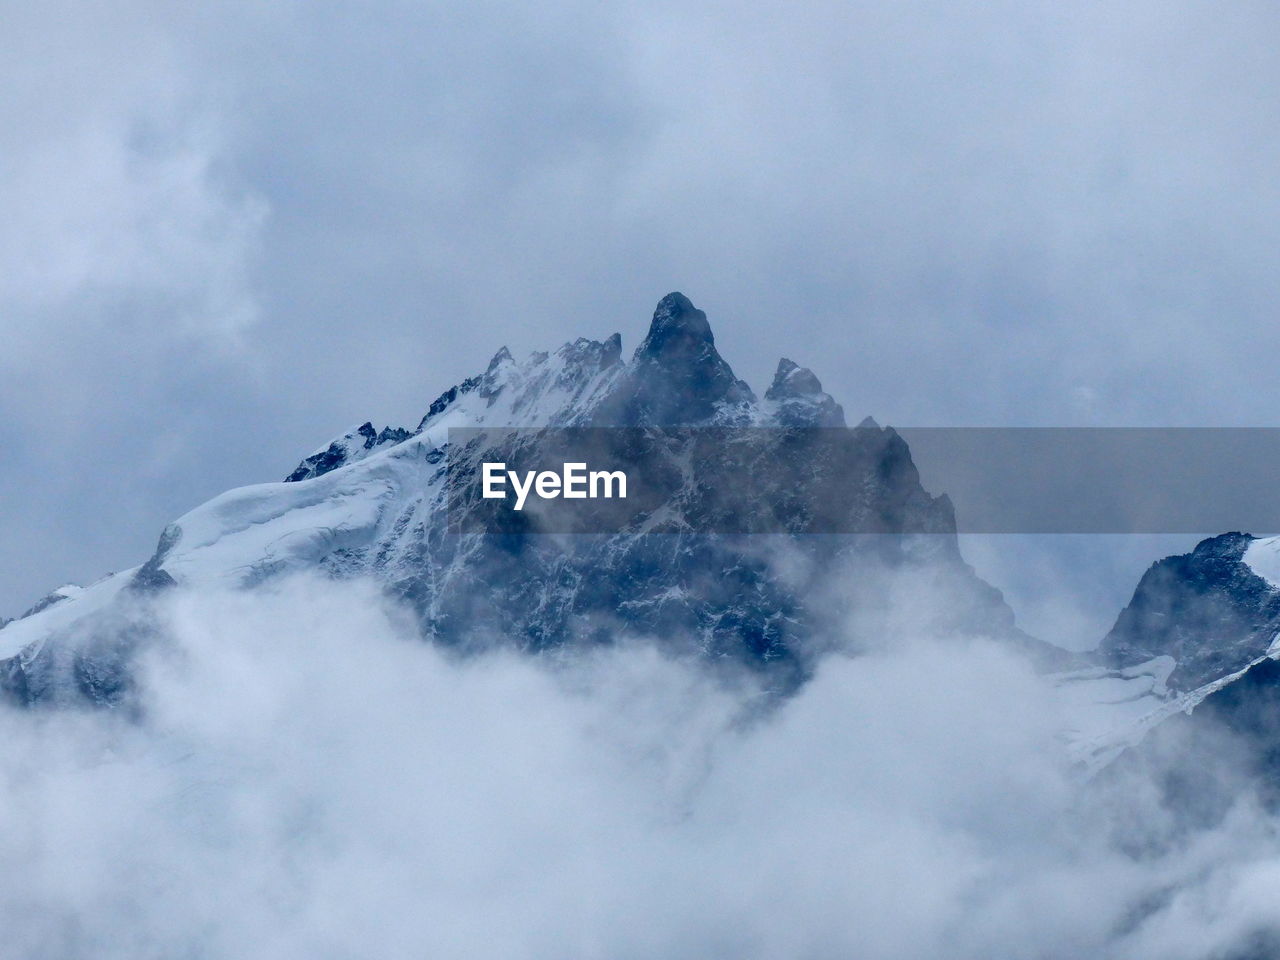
top-left (1, 575), bottom-right (1276, 958)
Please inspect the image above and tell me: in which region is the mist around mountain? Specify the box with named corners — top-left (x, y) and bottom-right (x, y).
top-left (4, 296), bottom-right (1280, 958)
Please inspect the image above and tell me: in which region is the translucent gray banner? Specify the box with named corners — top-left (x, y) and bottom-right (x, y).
top-left (445, 427), bottom-right (1280, 534)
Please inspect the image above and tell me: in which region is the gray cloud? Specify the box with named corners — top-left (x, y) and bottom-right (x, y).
top-left (3, 0), bottom-right (1279, 630)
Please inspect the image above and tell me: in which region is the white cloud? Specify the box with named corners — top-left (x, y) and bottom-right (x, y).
top-left (0, 575), bottom-right (1275, 958)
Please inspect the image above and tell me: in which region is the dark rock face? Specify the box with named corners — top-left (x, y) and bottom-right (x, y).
top-left (377, 295), bottom-right (1055, 685)
top-left (600, 293), bottom-right (756, 425)
top-left (765, 358), bottom-right (845, 428)
top-left (1095, 535), bottom-right (1280, 811)
top-left (416, 422), bottom-right (1013, 685)
top-left (1101, 533), bottom-right (1280, 690)
top-left (1195, 656), bottom-right (1280, 787)
top-left (131, 525), bottom-right (181, 592)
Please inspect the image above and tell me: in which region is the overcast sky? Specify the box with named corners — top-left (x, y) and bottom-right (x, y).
top-left (2, 0), bottom-right (1278, 632)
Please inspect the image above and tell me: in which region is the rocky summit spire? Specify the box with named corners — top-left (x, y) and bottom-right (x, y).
top-left (634, 292), bottom-right (717, 361)
top-left (609, 292), bottom-right (754, 424)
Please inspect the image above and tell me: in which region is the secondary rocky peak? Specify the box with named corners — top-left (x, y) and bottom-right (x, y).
top-left (478, 347), bottom-right (517, 402)
top-left (1192, 531), bottom-right (1255, 559)
top-left (766, 359), bottom-right (824, 399)
top-left (764, 358), bottom-right (845, 427)
top-left (557, 333), bottom-right (623, 374)
top-left (486, 346), bottom-right (514, 372)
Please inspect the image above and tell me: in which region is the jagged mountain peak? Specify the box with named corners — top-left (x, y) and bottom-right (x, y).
top-left (766, 358), bottom-right (824, 398)
top-left (283, 297), bottom-right (879, 484)
top-left (324, 297), bottom-right (841, 460)
top-left (764, 358), bottom-right (845, 428)
top-left (603, 293), bottom-right (755, 424)
top-left (409, 332), bottom-right (627, 440)
top-left (1191, 531), bottom-right (1255, 558)
top-left (286, 422), bottom-right (410, 483)
top-left (553, 333), bottom-right (623, 375)
top-left (635, 292), bottom-right (714, 360)
top-left (486, 346), bottom-right (514, 371)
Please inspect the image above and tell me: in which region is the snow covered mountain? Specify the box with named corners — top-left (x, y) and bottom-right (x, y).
top-left (0, 293), bottom-right (1049, 706)
top-left (1102, 533), bottom-right (1280, 691)
top-left (1072, 537), bottom-right (1280, 838)
top-left (1034, 529), bottom-right (1280, 782)
top-left (1079, 532), bottom-right (1280, 783)
top-left (7, 290), bottom-right (1280, 798)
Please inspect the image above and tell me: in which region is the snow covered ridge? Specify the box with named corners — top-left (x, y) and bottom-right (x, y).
top-left (4, 292), bottom-right (1055, 706)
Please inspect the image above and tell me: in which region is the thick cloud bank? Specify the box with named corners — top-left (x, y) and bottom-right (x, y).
top-left (0, 578), bottom-right (1277, 958)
